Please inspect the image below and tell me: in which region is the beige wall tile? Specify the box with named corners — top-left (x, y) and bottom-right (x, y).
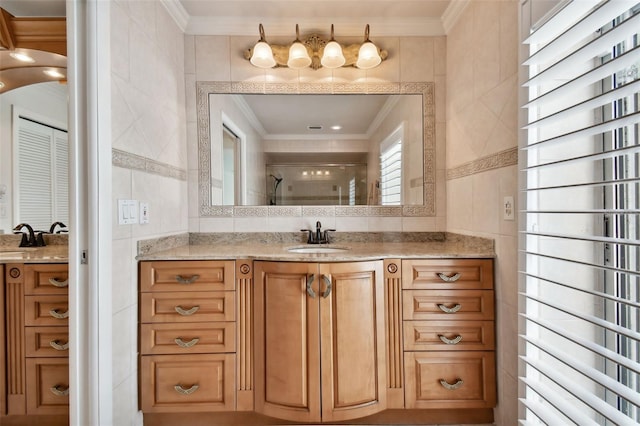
top-left (195, 36), bottom-right (231, 81)
top-left (471, 170), bottom-right (500, 234)
top-left (402, 216), bottom-right (437, 232)
top-left (399, 37), bottom-right (434, 82)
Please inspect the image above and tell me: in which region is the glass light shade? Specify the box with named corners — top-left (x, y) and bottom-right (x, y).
top-left (250, 41), bottom-right (276, 68)
top-left (321, 41), bottom-right (345, 68)
top-left (356, 42), bottom-right (382, 69)
top-left (287, 42), bottom-right (311, 69)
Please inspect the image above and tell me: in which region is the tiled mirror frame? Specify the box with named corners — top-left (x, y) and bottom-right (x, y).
top-left (196, 81), bottom-right (435, 218)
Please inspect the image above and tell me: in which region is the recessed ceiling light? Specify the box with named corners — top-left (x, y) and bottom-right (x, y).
top-left (0, 82), bottom-right (4, 89)
top-left (10, 52), bottom-right (35, 63)
top-left (44, 69), bottom-right (65, 79)
top-left (330, 125), bottom-right (342, 130)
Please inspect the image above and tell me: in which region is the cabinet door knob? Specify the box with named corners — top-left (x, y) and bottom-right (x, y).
top-left (49, 308), bottom-right (69, 319)
top-left (440, 378), bottom-right (464, 390)
top-left (50, 385), bottom-right (70, 396)
top-left (437, 303), bottom-right (461, 314)
top-left (174, 384), bottom-right (199, 395)
top-left (50, 339), bottom-right (70, 350)
top-left (438, 334), bottom-right (463, 345)
top-left (49, 277), bottom-right (69, 288)
top-left (437, 272), bottom-right (461, 282)
top-left (175, 337), bottom-right (200, 348)
top-left (321, 275), bottom-right (332, 298)
top-left (175, 305), bottom-right (199, 316)
top-left (306, 274), bottom-right (317, 298)
top-left (175, 274), bottom-right (200, 284)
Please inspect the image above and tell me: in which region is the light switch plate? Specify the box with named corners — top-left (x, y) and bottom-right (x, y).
top-left (503, 196), bottom-right (515, 221)
top-left (118, 199), bottom-right (138, 225)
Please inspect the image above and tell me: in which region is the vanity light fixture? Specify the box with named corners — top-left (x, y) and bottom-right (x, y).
top-left (245, 23), bottom-right (387, 70)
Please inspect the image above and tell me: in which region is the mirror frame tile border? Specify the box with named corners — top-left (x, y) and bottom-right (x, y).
top-left (196, 81), bottom-right (435, 217)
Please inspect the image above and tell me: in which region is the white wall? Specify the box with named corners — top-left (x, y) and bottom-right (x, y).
top-left (109, 1), bottom-right (188, 424)
top-left (185, 35), bottom-right (447, 233)
top-left (0, 83), bottom-right (67, 233)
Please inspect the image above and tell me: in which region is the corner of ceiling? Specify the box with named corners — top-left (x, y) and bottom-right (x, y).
top-left (160, 0), bottom-right (189, 33)
top-left (441, 0), bottom-right (471, 35)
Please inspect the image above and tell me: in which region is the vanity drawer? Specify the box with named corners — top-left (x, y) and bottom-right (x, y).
top-left (404, 351), bottom-right (496, 409)
top-left (140, 322), bottom-right (235, 355)
top-left (140, 291), bottom-right (235, 323)
top-left (402, 290), bottom-right (494, 321)
top-left (402, 259), bottom-right (493, 290)
top-left (25, 326), bottom-right (69, 357)
top-left (24, 263), bottom-right (69, 295)
top-left (403, 320), bottom-right (495, 351)
top-left (140, 260), bottom-right (235, 292)
top-left (24, 295), bottom-right (69, 326)
top-left (26, 357), bottom-right (69, 415)
top-left (140, 354), bottom-right (235, 412)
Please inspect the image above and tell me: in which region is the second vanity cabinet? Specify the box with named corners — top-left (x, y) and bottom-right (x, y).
top-left (253, 260), bottom-right (386, 423)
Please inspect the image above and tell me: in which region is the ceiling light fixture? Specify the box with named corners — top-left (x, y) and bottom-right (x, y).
top-left (245, 24), bottom-right (387, 70)
top-left (10, 51), bottom-right (35, 63)
top-left (0, 82), bottom-right (4, 89)
top-left (43, 68), bottom-right (65, 79)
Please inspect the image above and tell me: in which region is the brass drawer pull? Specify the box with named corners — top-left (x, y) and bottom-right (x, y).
top-left (175, 305), bottom-right (199, 316)
top-left (174, 384), bottom-right (199, 395)
top-left (49, 308), bottom-right (69, 319)
top-left (49, 278), bottom-right (69, 288)
top-left (50, 339), bottom-right (70, 350)
top-left (50, 385), bottom-right (70, 396)
top-left (175, 337), bottom-right (200, 348)
top-left (440, 378), bottom-right (464, 390)
top-left (175, 274), bottom-right (200, 284)
top-left (438, 334), bottom-right (463, 345)
top-left (437, 303), bottom-right (461, 314)
top-left (437, 272), bottom-right (461, 282)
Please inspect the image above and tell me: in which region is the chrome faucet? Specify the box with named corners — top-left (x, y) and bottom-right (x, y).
top-left (13, 223), bottom-right (45, 247)
top-left (301, 221), bottom-right (335, 244)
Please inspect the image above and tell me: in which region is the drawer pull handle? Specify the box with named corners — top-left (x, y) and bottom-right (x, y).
top-left (50, 385), bottom-right (70, 396)
top-left (437, 273), bottom-right (461, 282)
top-left (440, 378), bottom-right (464, 390)
top-left (437, 303), bottom-right (461, 314)
top-left (49, 308), bottom-right (69, 319)
top-left (306, 274), bottom-right (317, 298)
top-left (49, 278), bottom-right (69, 288)
top-left (175, 306), bottom-right (199, 316)
top-left (174, 384), bottom-right (199, 395)
top-left (438, 334), bottom-right (463, 345)
top-left (321, 275), bottom-right (332, 298)
top-left (50, 340), bottom-right (70, 350)
top-left (175, 274), bottom-right (200, 284)
top-left (175, 337), bottom-right (200, 348)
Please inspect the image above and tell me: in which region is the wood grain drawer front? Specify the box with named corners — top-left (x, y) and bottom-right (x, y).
top-left (402, 290), bottom-right (494, 321)
top-left (26, 358), bottom-right (69, 415)
top-left (404, 351), bottom-right (496, 409)
top-left (25, 295), bottom-right (69, 326)
top-left (140, 291), bottom-right (235, 323)
top-left (140, 322), bottom-right (235, 355)
top-left (140, 354), bottom-right (235, 412)
top-left (140, 260), bottom-right (235, 292)
top-left (24, 264), bottom-right (69, 295)
top-left (25, 326), bottom-right (69, 357)
top-left (402, 259), bottom-right (493, 290)
top-left (403, 321), bottom-right (495, 351)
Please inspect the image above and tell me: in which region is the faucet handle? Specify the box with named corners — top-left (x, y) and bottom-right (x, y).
top-left (13, 231), bottom-right (29, 247)
top-left (35, 232), bottom-right (47, 247)
top-left (300, 229), bottom-right (314, 244)
top-left (323, 229), bottom-right (336, 244)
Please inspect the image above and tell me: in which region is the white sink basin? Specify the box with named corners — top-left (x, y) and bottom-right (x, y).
top-left (288, 246), bottom-right (350, 254)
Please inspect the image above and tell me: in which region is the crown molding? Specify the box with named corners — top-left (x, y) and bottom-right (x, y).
top-left (160, 0), bottom-right (189, 32)
top-left (230, 94), bottom-right (267, 138)
top-left (441, 0), bottom-right (470, 34)
top-left (185, 17), bottom-right (445, 37)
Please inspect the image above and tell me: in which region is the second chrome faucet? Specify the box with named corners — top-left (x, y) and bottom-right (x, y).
top-left (301, 221), bottom-right (335, 244)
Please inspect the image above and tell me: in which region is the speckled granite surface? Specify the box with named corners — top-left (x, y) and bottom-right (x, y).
top-left (0, 234), bottom-right (69, 263)
top-left (137, 232), bottom-right (494, 261)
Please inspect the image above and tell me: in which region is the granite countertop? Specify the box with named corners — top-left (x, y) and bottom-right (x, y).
top-left (137, 232), bottom-right (495, 262)
top-left (0, 234), bottom-right (69, 263)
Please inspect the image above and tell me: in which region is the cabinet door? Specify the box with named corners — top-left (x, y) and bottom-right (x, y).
top-left (254, 261), bottom-right (321, 423)
top-left (319, 261), bottom-right (387, 422)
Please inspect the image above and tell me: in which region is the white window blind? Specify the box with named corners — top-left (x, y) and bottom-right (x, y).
top-left (521, 1), bottom-right (640, 424)
top-left (380, 139), bottom-right (402, 205)
top-left (16, 117), bottom-right (69, 231)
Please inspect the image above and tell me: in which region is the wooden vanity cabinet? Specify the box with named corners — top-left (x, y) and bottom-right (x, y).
top-left (401, 258), bottom-right (496, 409)
top-left (139, 260), bottom-right (237, 413)
top-left (253, 260), bottom-right (387, 423)
top-left (3, 263), bottom-right (70, 416)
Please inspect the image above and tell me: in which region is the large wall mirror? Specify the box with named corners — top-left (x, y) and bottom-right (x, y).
top-left (197, 82), bottom-right (435, 216)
